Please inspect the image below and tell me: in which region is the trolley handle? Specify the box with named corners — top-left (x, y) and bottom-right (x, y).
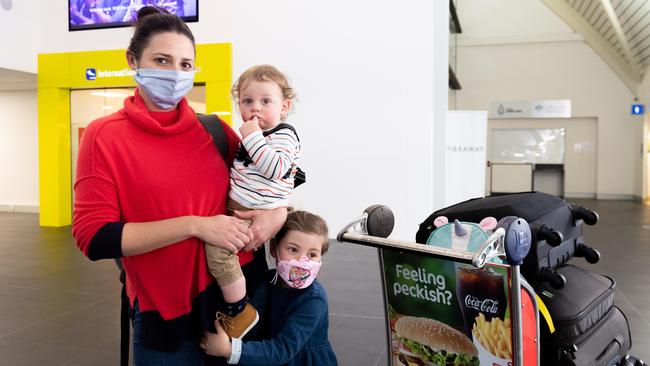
top-left (337, 206), bottom-right (532, 269)
top-left (471, 227), bottom-right (506, 268)
top-left (336, 204), bottom-right (395, 240)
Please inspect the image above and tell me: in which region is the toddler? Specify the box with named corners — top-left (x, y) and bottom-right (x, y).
top-left (205, 65), bottom-right (304, 338)
top-left (201, 210), bottom-right (338, 366)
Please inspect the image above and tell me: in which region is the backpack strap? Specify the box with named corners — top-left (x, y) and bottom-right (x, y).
top-left (198, 114), bottom-right (230, 162)
top-left (119, 275), bottom-right (129, 366)
top-left (262, 122), bottom-right (300, 141)
top-left (116, 258), bottom-right (129, 366)
top-left (268, 123), bottom-right (306, 187)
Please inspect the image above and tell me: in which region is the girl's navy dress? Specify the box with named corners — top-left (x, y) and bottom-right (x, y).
top-left (237, 270), bottom-right (338, 366)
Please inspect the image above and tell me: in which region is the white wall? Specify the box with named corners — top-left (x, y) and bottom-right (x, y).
top-left (0, 0), bottom-right (40, 212)
top-left (459, 0), bottom-right (574, 39)
top-left (0, 1), bottom-right (41, 72)
top-left (230, 0), bottom-right (439, 240)
top-left (0, 90), bottom-right (39, 211)
top-left (456, 0), bottom-right (638, 199)
top-left (446, 110), bottom-right (487, 206)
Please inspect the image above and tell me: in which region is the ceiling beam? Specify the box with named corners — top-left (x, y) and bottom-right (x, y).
top-left (599, 0), bottom-right (638, 67)
top-left (541, 0), bottom-right (641, 95)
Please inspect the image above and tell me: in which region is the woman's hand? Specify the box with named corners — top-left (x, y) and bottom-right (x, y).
top-left (193, 215), bottom-right (253, 254)
top-left (200, 321), bottom-right (231, 357)
top-left (235, 207), bottom-right (287, 251)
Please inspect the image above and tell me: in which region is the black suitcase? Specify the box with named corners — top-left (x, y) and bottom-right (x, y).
top-left (416, 191), bottom-right (600, 288)
top-left (538, 265), bottom-right (631, 366)
top-left (542, 306), bottom-right (631, 366)
top-left (539, 265), bottom-right (616, 340)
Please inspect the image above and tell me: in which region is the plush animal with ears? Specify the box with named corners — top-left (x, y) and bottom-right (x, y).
top-left (426, 216), bottom-right (501, 263)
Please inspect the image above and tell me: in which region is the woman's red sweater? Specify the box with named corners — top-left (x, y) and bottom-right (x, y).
top-left (72, 91), bottom-right (251, 351)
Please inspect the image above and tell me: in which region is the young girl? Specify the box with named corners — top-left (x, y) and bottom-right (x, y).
top-left (205, 65), bottom-right (304, 339)
top-left (201, 210), bottom-right (338, 366)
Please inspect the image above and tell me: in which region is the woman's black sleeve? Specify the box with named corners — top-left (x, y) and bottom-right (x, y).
top-left (87, 222), bottom-right (124, 261)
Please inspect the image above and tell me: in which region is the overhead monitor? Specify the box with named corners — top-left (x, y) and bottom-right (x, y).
top-left (69, 0), bottom-right (198, 31)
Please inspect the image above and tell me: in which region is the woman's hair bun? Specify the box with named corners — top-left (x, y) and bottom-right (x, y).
top-left (136, 5), bottom-right (169, 23)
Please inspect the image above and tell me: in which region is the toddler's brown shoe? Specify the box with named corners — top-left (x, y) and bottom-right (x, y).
top-left (217, 303), bottom-right (259, 339)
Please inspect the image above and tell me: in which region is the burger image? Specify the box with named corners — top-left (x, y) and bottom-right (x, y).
top-left (394, 316), bottom-right (479, 366)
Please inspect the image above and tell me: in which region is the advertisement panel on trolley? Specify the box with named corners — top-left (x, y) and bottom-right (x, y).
top-left (337, 205), bottom-right (537, 366)
top-left (381, 249), bottom-right (513, 366)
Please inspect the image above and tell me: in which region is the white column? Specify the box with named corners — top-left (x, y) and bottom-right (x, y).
top-left (433, 1), bottom-right (450, 210)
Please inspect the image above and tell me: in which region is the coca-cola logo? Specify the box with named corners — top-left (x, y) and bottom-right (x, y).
top-left (464, 295), bottom-right (500, 314)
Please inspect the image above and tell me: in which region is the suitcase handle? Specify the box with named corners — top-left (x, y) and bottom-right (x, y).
top-left (597, 338), bottom-right (621, 364)
top-left (531, 222), bottom-right (564, 246)
top-left (539, 267), bottom-right (567, 289)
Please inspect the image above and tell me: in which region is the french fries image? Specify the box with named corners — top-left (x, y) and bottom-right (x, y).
top-left (471, 313), bottom-right (512, 359)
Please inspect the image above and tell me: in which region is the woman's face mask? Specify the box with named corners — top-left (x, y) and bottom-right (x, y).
top-left (134, 68), bottom-right (195, 110)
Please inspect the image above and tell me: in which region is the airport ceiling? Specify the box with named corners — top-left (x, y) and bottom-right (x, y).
top-left (543, 0), bottom-right (650, 92)
top-left (0, 68), bottom-right (36, 91)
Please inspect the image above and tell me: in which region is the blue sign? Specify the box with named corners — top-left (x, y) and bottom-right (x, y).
top-left (632, 104), bottom-right (644, 115)
top-left (85, 68), bottom-right (96, 81)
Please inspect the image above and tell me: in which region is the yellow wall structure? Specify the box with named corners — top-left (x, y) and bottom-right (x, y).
top-left (37, 44), bottom-right (232, 227)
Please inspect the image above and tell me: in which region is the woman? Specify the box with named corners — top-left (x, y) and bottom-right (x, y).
top-left (71, 6), bottom-right (286, 365)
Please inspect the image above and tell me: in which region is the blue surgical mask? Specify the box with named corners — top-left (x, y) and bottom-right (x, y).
top-left (134, 68), bottom-right (195, 110)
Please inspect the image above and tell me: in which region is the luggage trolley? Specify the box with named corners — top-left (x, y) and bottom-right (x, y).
top-left (337, 205), bottom-right (540, 366)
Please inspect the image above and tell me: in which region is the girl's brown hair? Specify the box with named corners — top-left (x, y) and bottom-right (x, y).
top-left (273, 210), bottom-right (330, 254)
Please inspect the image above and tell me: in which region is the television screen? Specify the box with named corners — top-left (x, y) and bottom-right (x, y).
top-left (69, 0), bottom-right (198, 31)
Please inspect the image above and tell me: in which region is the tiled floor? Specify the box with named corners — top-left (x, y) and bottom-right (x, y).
top-left (0, 199), bottom-right (649, 365)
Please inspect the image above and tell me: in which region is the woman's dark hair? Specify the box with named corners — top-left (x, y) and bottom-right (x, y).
top-left (127, 6), bottom-right (195, 61)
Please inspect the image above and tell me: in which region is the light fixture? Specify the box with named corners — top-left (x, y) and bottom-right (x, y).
top-left (90, 91), bottom-right (130, 98)
top-left (0, 0), bottom-right (12, 11)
